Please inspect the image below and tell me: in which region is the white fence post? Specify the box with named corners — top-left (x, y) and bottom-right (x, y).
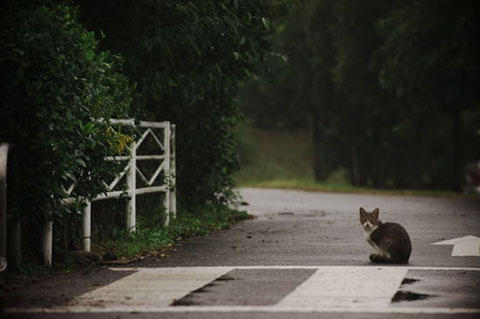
top-left (0, 143), bottom-right (9, 263)
top-left (42, 216), bottom-right (53, 266)
top-left (126, 140), bottom-right (136, 232)
top-left (169, 124), bottom-right (176, 219)
top-left (82, 201), bottom-right (91, 252)
top-left (163, 122), bottom-right (171, 227)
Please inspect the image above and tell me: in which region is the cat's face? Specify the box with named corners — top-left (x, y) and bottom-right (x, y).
top-left (359, 207), bottom-right (380, 231)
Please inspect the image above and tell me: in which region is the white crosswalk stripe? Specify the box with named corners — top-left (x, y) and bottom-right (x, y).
top-left (75, 267), bottom-right (233, 311)
top-left (6, 266), bottom-right (480, 315)
top-left (276, 266), bottom-right (408, 310)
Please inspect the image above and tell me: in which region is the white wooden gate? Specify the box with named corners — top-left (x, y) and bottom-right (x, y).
top-left (43, 120), bottom-right (176, 265)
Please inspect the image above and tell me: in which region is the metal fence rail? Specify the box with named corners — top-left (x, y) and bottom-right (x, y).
top-left (43, 120), bottom-right (176, 265)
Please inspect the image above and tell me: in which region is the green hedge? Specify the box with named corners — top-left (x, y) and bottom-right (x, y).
top-left (0, 2), bottom-right (135, 256)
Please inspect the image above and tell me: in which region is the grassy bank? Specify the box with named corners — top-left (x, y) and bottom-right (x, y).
top-left (241, 179), bottom-right (459, 197)
top-left (94, 206), bottom-right (250, 259)
top-left (13, 205), bottom-right (249, 275)
top-left (235, 124), bottom-right (460, 198)
top-left (235, 123), bottom-right (314, 184)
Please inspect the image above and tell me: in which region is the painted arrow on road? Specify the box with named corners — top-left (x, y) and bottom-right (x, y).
top-left (432, 235), bottom-right (480, 256)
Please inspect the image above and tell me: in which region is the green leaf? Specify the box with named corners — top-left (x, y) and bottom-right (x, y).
top-left (261, 17), bottom-right (270, 30)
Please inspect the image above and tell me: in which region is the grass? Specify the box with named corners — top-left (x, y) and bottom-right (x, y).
top-left (235, 123), bottom-right (313, 184)
top-left (94, 205), bottom-right (250, 258)
top-left (241, 178), bottom-right (460, 197)
top-left (235, 123), bottom-right (461, 198)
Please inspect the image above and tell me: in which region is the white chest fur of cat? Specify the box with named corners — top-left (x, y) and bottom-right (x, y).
top-left (359, 207), bottom-right (412, 264)
top-left (364, 226), bottom-right (390, 258)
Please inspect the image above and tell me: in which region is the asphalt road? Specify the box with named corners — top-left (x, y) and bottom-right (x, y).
top-left (4, 188), bottom-right (480, 319)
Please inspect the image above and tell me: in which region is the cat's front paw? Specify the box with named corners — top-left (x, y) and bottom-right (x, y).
top-left (369, 253), bottom-right (382, 263)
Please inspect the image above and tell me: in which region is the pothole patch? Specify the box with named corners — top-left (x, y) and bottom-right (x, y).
top-left (171, 298), bottom-right (198, 306)
top-left (392, 290), bottom-right (433, 302)
top-left (401, 278), bottom-right (420, 285)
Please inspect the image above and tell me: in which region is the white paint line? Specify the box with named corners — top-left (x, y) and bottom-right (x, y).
top-left (277, 266), bottom-right (407, 310)
top-left (6, 306), bottom-right (480, 314)
top-left (406, 266), bottom-right (480, 271)
top-left (108, 265), bottom-right (480, 271)
top-left (74, 267), bottom-right (233, 309)
top-left (432, 235), bottom-right (480, 256)
top-left (236, 265), bottom-right (480, 271)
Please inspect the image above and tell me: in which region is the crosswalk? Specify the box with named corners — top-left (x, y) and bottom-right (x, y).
top-left (275, 267), bottom-right (407, 310)
top-left (6, 266), bottom-right (480, 315)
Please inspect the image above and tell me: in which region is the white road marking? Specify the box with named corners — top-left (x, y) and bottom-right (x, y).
top-left (432, 235), bottom-right (480, 256)
top-left (7, 306), bottom-right (480, 314)
top-left (109, 265), bottom-right (480, 271)
top-left (276, 266), bottom-right (407, 310)
top-left (75, 267), bottom-right (233, 310)
top-left (5, 266), bottom-right (480, 315)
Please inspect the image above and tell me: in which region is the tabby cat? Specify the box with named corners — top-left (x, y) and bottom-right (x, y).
top-left (359, 207), bottom-right (412, 264)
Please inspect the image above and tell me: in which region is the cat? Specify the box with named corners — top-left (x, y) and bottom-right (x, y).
top-left (359, 207), bottom-right (412, 264)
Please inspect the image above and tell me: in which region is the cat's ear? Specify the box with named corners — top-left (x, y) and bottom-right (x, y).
top-left (359, 207), bottom-right (366, 215)
top-left (372, 208), bottom-right (379, 218)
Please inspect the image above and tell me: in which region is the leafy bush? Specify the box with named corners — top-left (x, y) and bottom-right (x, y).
top-left (0, 2), bottom-right (135, 255)
top-left (77, 0), bottom-right (294, 209)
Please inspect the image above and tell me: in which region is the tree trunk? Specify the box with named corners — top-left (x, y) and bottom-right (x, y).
top-left (351, 145), bottom-right (361, 186)
top-left (371, 128), bottom-right (381, 188)
top-left (408, 120), bottom-right (422, 189)
top-left (452, 110), bottom-right (462, 192)
top-left (312, 114), bottom-right (326, 182)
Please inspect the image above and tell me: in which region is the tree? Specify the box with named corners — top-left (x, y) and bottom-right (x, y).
top-left (377, 0), bottom-right (480, 190)
top-left (77, 0), bottom-right (294, 209)
top-left (239, 0), bottom-right (342, 181)
top-left (241, 0), bottom-right (396, 185)
top-left (329, 0), bottom-right (399, 187)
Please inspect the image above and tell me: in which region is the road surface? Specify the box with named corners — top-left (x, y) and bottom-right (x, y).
top-left (4, 188), bottom-right (480, 319)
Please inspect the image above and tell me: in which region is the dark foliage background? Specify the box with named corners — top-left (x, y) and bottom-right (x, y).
top-left (240, 0), bottom-right (480, 191)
